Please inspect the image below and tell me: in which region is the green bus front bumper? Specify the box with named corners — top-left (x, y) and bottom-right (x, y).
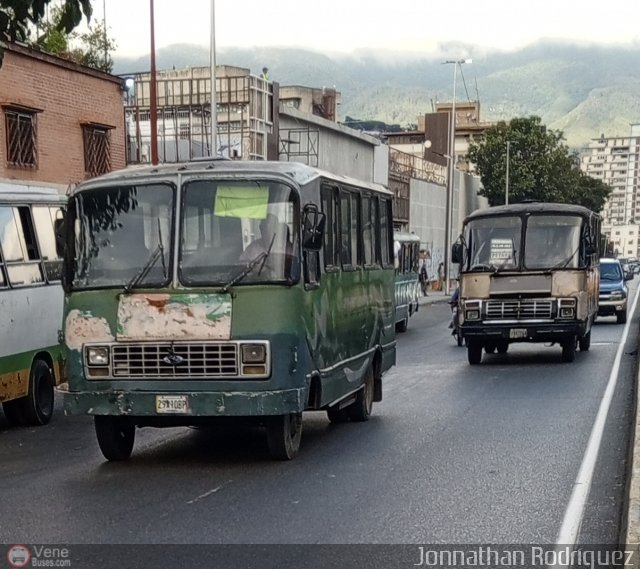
top-left (58, 383), bottom-right (306, 418)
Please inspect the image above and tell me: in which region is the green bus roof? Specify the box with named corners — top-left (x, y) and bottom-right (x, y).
top-left (71, 160), bottom-right (392, 197)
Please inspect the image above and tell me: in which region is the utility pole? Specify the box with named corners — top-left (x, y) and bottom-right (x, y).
top-left (102, 0), bottom-right (108, 70)
top-left (149, 0), bottom-right (158, 165)
top-left (506, 140), bottom-right (511, 206)
top-left (210, 0), bottom-right (218, 157)
top-left (442, 58), bottom-right (471, 295)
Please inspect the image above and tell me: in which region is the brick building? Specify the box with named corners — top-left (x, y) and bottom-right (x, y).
top-left (0, 43), bottom-right (125, 190)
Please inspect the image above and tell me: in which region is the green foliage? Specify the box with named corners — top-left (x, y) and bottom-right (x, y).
top-left (34, 5), bottom-right (69, 54)
top-left (0, 0), bottom-right (92, 66)
top-left (74, 19), bottom-right (116, 72)
top-left (467, 116), bottom-right (611, 212)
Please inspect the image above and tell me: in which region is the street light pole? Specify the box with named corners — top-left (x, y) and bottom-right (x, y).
top-left (149, 0), bottom-right (158, 165)
top-left (442, 58), bottom-right (471, 295)
top-left (210, 0), bottom-right (218, 157)
top-left (505, 140), bottom-right (511, 206)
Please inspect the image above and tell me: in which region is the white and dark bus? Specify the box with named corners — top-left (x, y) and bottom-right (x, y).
top-left (0, 183), bottom-right (66, 426)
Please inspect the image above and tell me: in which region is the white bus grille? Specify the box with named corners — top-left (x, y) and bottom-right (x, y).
top-left (112, 343), bottom-right (239, 378)
top-left (485, 299), bottom-right (553, 320)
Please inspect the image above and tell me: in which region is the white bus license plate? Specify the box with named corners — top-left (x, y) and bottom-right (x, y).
top-left (509, 328), bottom-right (528, 339)
top-left (156, 395), bottom-right (190, 414)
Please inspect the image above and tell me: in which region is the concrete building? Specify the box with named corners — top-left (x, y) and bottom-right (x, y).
top-left (581, 125), bottom-right (640, 227)
top-left (279, 107), bottom-right (387, 185)
top-left (0, 42), bottom-right (126, 191)
top-left (385, 102), bottom-right (489, 276)
top-left (124, 65), bottom-right (276, 163)
top-left (604, 223), bottom-right (639, 259)
top-left (123, 65), bottom-right (387, 185)
top-left (279, 86), bottom-right (340, 122)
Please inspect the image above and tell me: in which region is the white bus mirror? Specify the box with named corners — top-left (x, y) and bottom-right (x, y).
top-left (451, 242), bottom-right (463, 264)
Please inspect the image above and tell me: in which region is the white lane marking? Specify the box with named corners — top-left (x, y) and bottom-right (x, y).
top-left (555, 283), bottom-right (640, 547)
top-left (187, 485), bottom-right (224, 504)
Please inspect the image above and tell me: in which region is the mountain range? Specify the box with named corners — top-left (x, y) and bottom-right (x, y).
top-left (113, 42), bottom-right (640, 149)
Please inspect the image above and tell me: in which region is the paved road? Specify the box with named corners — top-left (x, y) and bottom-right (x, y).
top-left (0, 284), bottom-right (637, 546)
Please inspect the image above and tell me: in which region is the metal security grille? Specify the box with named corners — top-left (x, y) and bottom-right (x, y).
top-left (112, 343), bottom-right (239, 378)
top-left (83, 126), bottom-right (111, 177)
top-left (5, 109), bottom-right (37, 167)
top-left (485, 299), bottom-right (554, 320)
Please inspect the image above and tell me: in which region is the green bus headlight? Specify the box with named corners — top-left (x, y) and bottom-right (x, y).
top-left (242, 344), bottom-right (266, 364)
top-left (87, 346), bottom-right (110, 366)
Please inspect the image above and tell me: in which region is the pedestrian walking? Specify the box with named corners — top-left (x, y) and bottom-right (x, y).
top-left (419, 263), bottom-right (429, 296)
top-left (437, 262), bottom-right (444, 291)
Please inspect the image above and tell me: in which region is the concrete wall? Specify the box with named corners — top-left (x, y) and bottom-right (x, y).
top-left (408, 170), bottom-right (486, 280)
top-left (0, 43), bottom-right (125, 188)
top-left (279, 108), bottom-right (387, 184)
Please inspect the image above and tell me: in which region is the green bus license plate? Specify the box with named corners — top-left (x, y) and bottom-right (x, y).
top-left (509, 328), bottom-right (528, 339)
top-left (156, 395), bottom-right (190, 414)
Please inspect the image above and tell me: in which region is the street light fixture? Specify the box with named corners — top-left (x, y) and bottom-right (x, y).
top-left (442, 58), bottom-right (472, 295)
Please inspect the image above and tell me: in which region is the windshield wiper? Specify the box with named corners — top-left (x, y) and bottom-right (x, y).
top-left (124, 219), bottom-right (167, 293)
top-left (221, 233), bottom-right (277, 293)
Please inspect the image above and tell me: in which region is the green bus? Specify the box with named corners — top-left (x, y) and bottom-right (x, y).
top-left (59, 160), bottom-right (396, 460)
top-left (393, 232), bottom-right (421, 332)
top-left (0, 183), bottom-right (66, 426)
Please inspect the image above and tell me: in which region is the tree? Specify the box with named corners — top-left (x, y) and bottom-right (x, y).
top-left (72, 19), bottom-right (116, 72)
top-left (0, 0), bottom-right (92, 67)
top-left (33, 5), bottom-right (71, 55)
top-left (467, 116), bottom-right (612, 212)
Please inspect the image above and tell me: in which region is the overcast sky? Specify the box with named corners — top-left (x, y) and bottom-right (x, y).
top-left (99, 0), bottom-right (640, 57)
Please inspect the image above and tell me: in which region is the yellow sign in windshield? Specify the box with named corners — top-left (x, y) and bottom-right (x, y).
top-left (215, 186), bottom-right (268, 219)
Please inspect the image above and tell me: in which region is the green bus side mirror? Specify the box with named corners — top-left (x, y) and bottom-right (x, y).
top-left (451, 242), bottom-right (463, 264)
top-left (302, 204), bottom-right (326, 251)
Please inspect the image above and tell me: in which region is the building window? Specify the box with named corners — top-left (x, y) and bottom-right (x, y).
top-left (82, 124), bottom-right (112, 177)
top-left (179, 123), bottom-right (191, 140)
top-left (4, 107), bottom-right (38, 168)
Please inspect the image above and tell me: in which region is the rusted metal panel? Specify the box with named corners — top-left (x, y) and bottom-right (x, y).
top-left (0, 369), bottom-right (29, 402)
top-left (116, 293), bottom-right (232, 342)
top-left (65, 309), bottom-right (114, 352)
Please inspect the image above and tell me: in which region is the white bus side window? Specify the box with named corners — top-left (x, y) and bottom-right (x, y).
top-left (0, 206), bottom-right (44, 286)
top-left (32, 206), bottom-right (63, 282)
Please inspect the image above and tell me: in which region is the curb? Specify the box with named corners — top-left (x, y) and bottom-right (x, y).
top-left (418, 296), bottom-right (451, 307)
top-left (625, 354), bottom-right (640, 564)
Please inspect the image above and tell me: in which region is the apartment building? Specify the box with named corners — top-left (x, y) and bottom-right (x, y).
top-left (603, 223), bottom-right (638, 258)
top-left (0, 42), bottom-right (126, 190)
top-left (581, 124), bottom-right (640, 227)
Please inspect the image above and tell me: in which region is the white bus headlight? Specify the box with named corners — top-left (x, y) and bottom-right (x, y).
top-left (86, 346), bottom-right (110, 366)
top-left (241, 344), bottom-right (267, 364)
top-left (558, 299), bottom-right (576, 319)
top-left (464, 300), bottom-right (481, 321)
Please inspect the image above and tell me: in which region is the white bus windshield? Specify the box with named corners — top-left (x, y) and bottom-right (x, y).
top-left (466, 216), bottom-right (522, 272)
top-left (524, 215), bottom-right (582, 269)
